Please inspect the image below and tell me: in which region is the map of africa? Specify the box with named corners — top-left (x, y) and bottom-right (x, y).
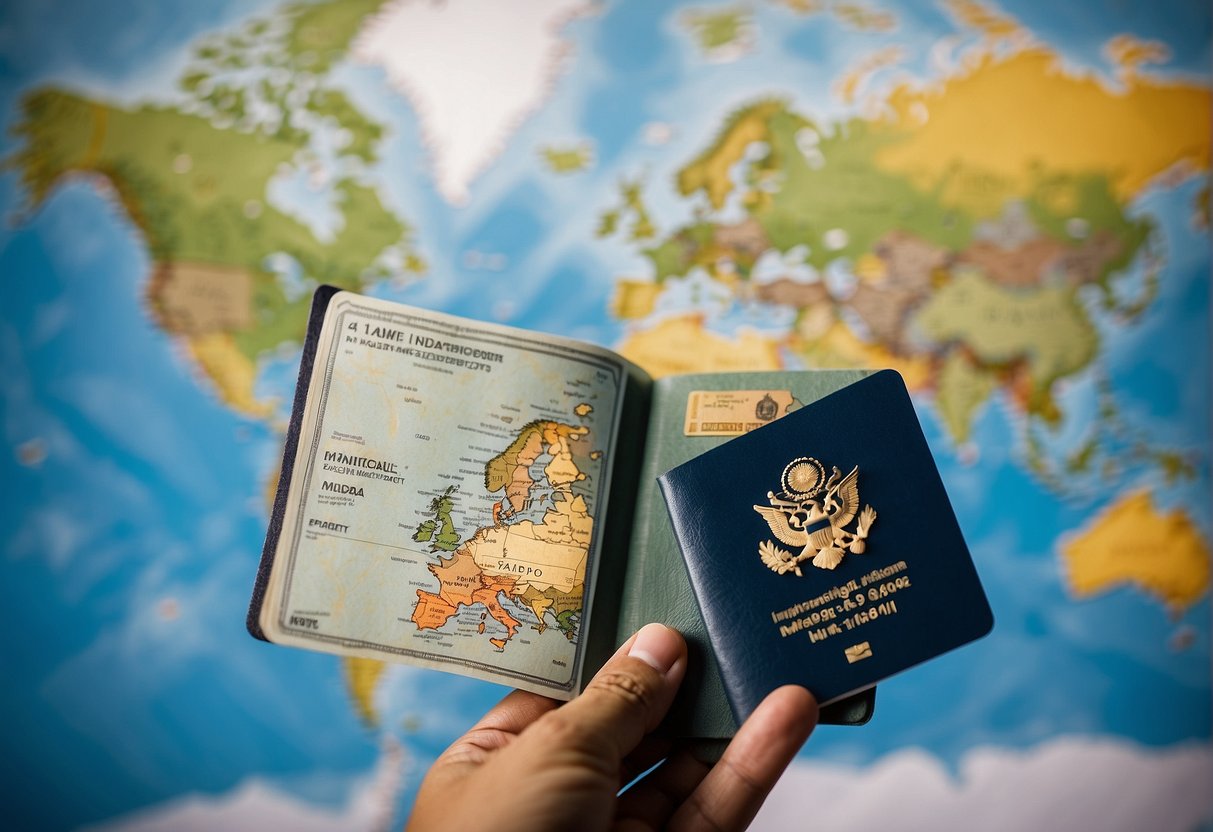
top-left (2, 0), bottom-right (1210, 828)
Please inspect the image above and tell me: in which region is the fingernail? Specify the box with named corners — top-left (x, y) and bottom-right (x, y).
top-left (628, 623), bottom-right (681, 675)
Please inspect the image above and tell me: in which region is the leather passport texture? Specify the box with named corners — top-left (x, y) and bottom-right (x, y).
top-left (659, 370), bottom-right (994, 723)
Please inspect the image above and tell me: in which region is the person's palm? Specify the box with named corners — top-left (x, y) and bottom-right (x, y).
top-left (409, 624), bottom-right (818, 831)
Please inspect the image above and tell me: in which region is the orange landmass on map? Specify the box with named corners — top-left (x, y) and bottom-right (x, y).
top-left (472, 583), bottom-right (522, 639)
top-left (410, 549), bottom-right (521, 638)
top-left (411, 590), bottom-right (459, 630)
top-left (428, 547), bottom-right (483, 606)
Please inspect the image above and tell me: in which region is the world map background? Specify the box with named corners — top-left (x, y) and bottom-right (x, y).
top-left (1, 0), bottom-right (1211, 829)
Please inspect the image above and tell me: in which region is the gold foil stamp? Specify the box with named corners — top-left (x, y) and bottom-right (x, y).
top-left (845, 642), bottom-right (873, 663)
top-left (754, 456), bottom-right (877, 574)
top-left (684, 390), bottom-right (796, 436)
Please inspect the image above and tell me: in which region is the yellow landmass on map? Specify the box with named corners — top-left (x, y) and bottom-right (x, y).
top-left (677, 99), bottom-right (784, 210)
top-left (541, 423), bottom-right (588, 488)
top-left (854, 252), bottom-right (889, 282)
top-left (794, 321), bottom-right (933, 390)
top-left (466, 494), bottom-right (590, 593)
top-left (875, 47), bottom-right (1212, 209)
top-left (832, 2), bottom-right (895, 33)
top-left (527, 493), bottom-right (593, 548)
top-left (1061, 491), bottom-right (1211, 613)
top-left (186, 332), bottom-right (273, 418)
top-left (835, 46), bottom-right (904, 105)
top-left (617, 316), bottom-right (782, 377)
top-left (1104, 35), bottom-right (1171, 78)
top-left (263, 466), bottom-right (280, 512)
top-left (611, 279), bottom-right (662, 320)
top-left (343, 657), bottom-right (386, 727)
top-left (946, 0), bottom-right (1026, 42)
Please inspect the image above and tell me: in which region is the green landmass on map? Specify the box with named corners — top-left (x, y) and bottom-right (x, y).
top-left (555, 609), bottom-right (580, 638)
top-left (413, 485), bottom-right (462, 552)
top-left (603, 36), bottom-right (1209, 489)
top-left (2, 0), bottom-right (424, 729)
top-left (8, 0), bottom-right (1210, 748)
top-left (681, 7), bottom-right (753, 56)
top-left (3, 0), bottom-right (421, 417)
top-left (540, 143), bottom-right (593, 174)
top-left (597, 176), bottom-right (657, 243)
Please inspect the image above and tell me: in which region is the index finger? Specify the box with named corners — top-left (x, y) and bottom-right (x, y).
top-left (471, 688), bottom-right (562, 736)
top-left (668, 685), bottom-right (818, 832)
top-left (509, 623), bottom-right (687, 772)
top-left (432, 689), bottom-right (560, 775)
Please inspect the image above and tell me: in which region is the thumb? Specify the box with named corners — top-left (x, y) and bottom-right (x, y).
top-left (520, 623), bottom-right (687, 768)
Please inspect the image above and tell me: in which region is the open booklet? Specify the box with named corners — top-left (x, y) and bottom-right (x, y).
top-left (249, 287), bottom-right (875, 739)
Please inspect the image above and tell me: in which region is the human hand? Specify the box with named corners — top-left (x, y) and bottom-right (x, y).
top-left (408, 623), bottom-right (819, 831)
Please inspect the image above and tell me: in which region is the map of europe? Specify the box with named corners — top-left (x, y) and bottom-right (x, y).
top-left (409, 418), bottom-right (593, 651)
top-left (2, 0), bottom-right (1210, 828)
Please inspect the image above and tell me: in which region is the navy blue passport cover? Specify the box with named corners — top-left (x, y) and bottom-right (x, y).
top-left (658, 370), bottom-right (993, 723)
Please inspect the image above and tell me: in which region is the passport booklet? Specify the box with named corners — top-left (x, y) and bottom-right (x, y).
top-left (659, 371), bottom-right (995, 723)
top-left (249, 286), bottom-right (877, 740)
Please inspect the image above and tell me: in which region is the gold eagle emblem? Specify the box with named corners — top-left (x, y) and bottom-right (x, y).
top-left (754, 456), bottom-right (876, 575)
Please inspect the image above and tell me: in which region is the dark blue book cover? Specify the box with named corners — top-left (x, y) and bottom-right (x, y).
top-left (658, 370), bottom-right (994, 723)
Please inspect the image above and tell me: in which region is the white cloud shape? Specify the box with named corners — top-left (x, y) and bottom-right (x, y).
top-left (757, 736), bottom-right (1213, 831)
top-left (84, 740), bottom-right (405, 832)
top-left (86, 735), bottom-right (1213, 831)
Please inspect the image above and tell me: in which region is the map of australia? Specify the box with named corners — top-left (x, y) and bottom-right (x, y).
top-left (411, 418), bottom-right (593, 651)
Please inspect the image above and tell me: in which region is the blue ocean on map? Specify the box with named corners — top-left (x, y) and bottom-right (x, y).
top-left (2, 0), bottom-right (1210, 829)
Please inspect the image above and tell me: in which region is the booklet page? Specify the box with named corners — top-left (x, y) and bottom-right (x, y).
top-left (262, 292), bottom-right (626, 696)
